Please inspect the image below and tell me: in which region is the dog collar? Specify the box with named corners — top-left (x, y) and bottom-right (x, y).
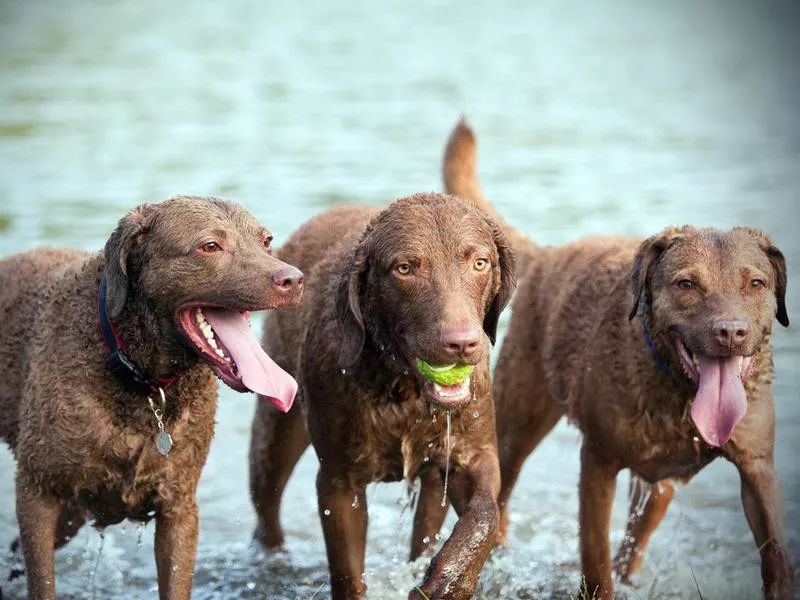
top-left (640, 316), bottom-right (670, 376)
top-left (97, 278), bottom-right (180, 395)
top-left (636, 293), bottom-right (671, 376)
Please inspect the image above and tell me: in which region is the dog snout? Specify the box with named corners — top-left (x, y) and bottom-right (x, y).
top-left (441, 329), bottom-right (481, 358)
top-left (271, 266), bottom-right (304, 295)
top-left (711, 318), bottom-right (749, 350)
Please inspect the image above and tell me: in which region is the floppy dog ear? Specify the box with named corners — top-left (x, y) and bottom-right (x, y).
top-left (629, 226), bottom-right (689, 321)
top-left (336, 243), bottom-right (370, 367)
top-left (104, 206), bottom-right (151, 319)
top-left (483, 223), bottom-right (517, 345)
top-left (765, 245), bottom-right (789, 327)
top-left (739, 228), bottom-right (790, 327)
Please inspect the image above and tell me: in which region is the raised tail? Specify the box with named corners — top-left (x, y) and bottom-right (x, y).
top-left (442, 117), bottom-right (537, 273)
top-left (442, 117), bottom-right (492, 212)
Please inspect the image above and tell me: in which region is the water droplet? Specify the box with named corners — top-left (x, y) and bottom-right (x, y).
top-left (422, 536), bottom-right (430, 544)
top-left (428, 441), bottom-right (434, 448)
top-left (341, 368), bottom-right (347, 375)
top-left (351, 495), bottom-right (360, 509)
top-left (434, 533), bottom-right (441, 540)
top-left (472, 410), bottom-right (480, 418)
top-left (441, 411), bottom-right (452, 507)
top-left (246, 581), bottom-right (256, 591)
top-left (423, 456), bottom-right (430, 462)
top-left (323, 509), bottom-right (331, 516)
top-left (403, 369), bottom-right (409, 375)
top-left (432, 414), bottom-right (437, 423)
top-left (172, 565), bottom-right (178, 572)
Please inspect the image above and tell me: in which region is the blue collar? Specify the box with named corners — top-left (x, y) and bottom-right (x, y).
top-left (97, 278), bottom-right (179, 395)
top-left (640, 315), bottom-right (670, 376)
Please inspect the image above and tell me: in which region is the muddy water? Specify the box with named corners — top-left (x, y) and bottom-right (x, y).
top-left (0, 0), bottom-right (798, 598)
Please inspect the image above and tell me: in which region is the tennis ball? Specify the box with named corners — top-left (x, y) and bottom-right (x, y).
top-left (415, 359), bottom-right (475, 386)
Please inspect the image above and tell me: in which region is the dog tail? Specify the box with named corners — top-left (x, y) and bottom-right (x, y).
top-left (442, 117), bottom-right (537, 274)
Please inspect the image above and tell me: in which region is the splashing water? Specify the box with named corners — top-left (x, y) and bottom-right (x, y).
top-left (136, 522), bottom-right (146, 548)
top-left (441, 411), bottom-right (452, 508)
top-left (632, 474), bottom-right (653, 518)
top-left (89, 532), bottom-right (105, 600)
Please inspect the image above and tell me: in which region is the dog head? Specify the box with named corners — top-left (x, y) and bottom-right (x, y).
top-left (336, 192), bottom-right (516, 408)
top-left (104, 195), bottom-right (303, 410)
top-left (629, 225), bottom-right (788, 446)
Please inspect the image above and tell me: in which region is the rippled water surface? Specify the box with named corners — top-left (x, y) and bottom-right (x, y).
top-left (1, 0), bottom-right (798, 598)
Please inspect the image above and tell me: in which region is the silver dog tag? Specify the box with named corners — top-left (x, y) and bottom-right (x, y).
top-left (155, 431), bottom-right (173, 456)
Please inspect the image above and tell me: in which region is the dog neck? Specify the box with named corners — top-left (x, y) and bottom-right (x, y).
top-left (638, 294), bottom-right (671, 377)
top-left (97, 278), bottom-right (189, 394)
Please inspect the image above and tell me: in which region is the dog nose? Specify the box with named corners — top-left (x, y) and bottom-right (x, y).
top-left (271, 266), bottom-right (304, 294)
top-left (442, 329), bottom-right (481, 358)
top-left (711, 319), bottom-right (749, 348)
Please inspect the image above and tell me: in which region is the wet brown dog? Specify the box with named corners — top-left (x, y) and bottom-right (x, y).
top-left (442, 119), bottom-right (794, 600)
top-left (0, 196), bottom-right (303, 600)
top-left (248, 193), bottom-right (516, 599)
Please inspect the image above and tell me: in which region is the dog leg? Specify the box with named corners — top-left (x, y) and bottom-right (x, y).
top-left (317, 468), bottom-right (368, 600)
top-left (249, 401), bottom-right (310, 548)
top-left (410, 451), bottom-right (499, 600)
top-left (154, 501), bottom-right (199, 600)
top-left (410, 466), bottom-right (449, 561)
top-left (497, 402), bottom-right (562, 544)
top-left (737, 456), bottom-right (795, 600)
top-left (578, 442), bottom-right (619, 600)
top-left (613, 477), bottom-right (674, 584)
top-left (15, 479), bottom-right (60, 600)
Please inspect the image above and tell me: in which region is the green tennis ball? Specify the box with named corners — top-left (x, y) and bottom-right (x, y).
top-left (415, 359), bottom-right (475, 386)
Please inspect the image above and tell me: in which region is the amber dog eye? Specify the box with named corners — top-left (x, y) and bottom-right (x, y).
top-left (474, 258), bottom-right (489, 272)
top-left (200, 241), bottom-right (222, 253)
top-left (396, 263), bottom-right (412, 275)
top-left (677, 279), bottom-right (694, 290)
top-left (264, 235), bottom-right (273, 249)
top-left (751, 278), bottom-right (765, 288)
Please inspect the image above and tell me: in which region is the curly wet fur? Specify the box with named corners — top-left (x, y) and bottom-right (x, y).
top-left (0, 195), bottom-right (302, 600)
top-left (442, 118), bottom-right (794, 600)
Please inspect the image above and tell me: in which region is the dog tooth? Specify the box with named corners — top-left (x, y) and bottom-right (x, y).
top-left (215, 348), bottom-right (225, 358)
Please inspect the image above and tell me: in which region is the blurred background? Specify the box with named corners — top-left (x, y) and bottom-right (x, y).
top-left (0, 0), bottom-right (798, 598)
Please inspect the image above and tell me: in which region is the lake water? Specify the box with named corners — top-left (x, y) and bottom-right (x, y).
top-left (0, 0), bottom-right (798, 598)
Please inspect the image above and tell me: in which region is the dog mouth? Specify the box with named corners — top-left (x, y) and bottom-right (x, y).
top-left (671, 335), bottom-right (754, 448)
top-left (415, 359), bottom-right (475, 408)
top-left (177, 307), bottom-right (296, 412)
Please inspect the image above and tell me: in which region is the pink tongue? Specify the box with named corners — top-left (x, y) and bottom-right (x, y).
top-left (690, 355), bottom-right (747, 447)
top-left (203, 309), bottom-right (297, 412)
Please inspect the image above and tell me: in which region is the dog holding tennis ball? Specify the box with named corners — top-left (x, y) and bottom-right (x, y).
top-left (249, 193), bottom-right (516, 599)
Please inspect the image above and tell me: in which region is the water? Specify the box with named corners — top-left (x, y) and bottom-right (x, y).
top-left (1, 0), bottom-right (798, 598)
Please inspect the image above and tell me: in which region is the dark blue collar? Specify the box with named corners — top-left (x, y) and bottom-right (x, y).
top-left (640, 315), bottom-right (670, 376)
top-left (98, 278), bottom-right (178, 395)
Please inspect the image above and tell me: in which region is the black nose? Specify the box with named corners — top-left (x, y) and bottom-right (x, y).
top-left (441, 329), bottom-right (481, 358)
top-left (271, 266), bottom-right (304, 294)
top-left (711, 319), bottom-right (749, 348)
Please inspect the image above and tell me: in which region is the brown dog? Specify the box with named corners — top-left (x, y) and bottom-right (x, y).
top-left (442, 119), bottom-right (794, 600)
top-left (0, 196), bottom-right (303, 600)
top-left (248, 193), bottom-right (516, 599)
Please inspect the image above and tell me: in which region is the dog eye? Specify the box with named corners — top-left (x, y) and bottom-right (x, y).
top-left (677, 279), bottom-right (695, 290)
top-left (200, 241), bottom-right (222, 253)
top-left (474, 258), bottom-right (489, 272)
top-left (263, 235), bottom-right (273, 249)
top-left (395, 263), bottom-right (412, 275)
top-left (751, 278), bottom-right (765, 288)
